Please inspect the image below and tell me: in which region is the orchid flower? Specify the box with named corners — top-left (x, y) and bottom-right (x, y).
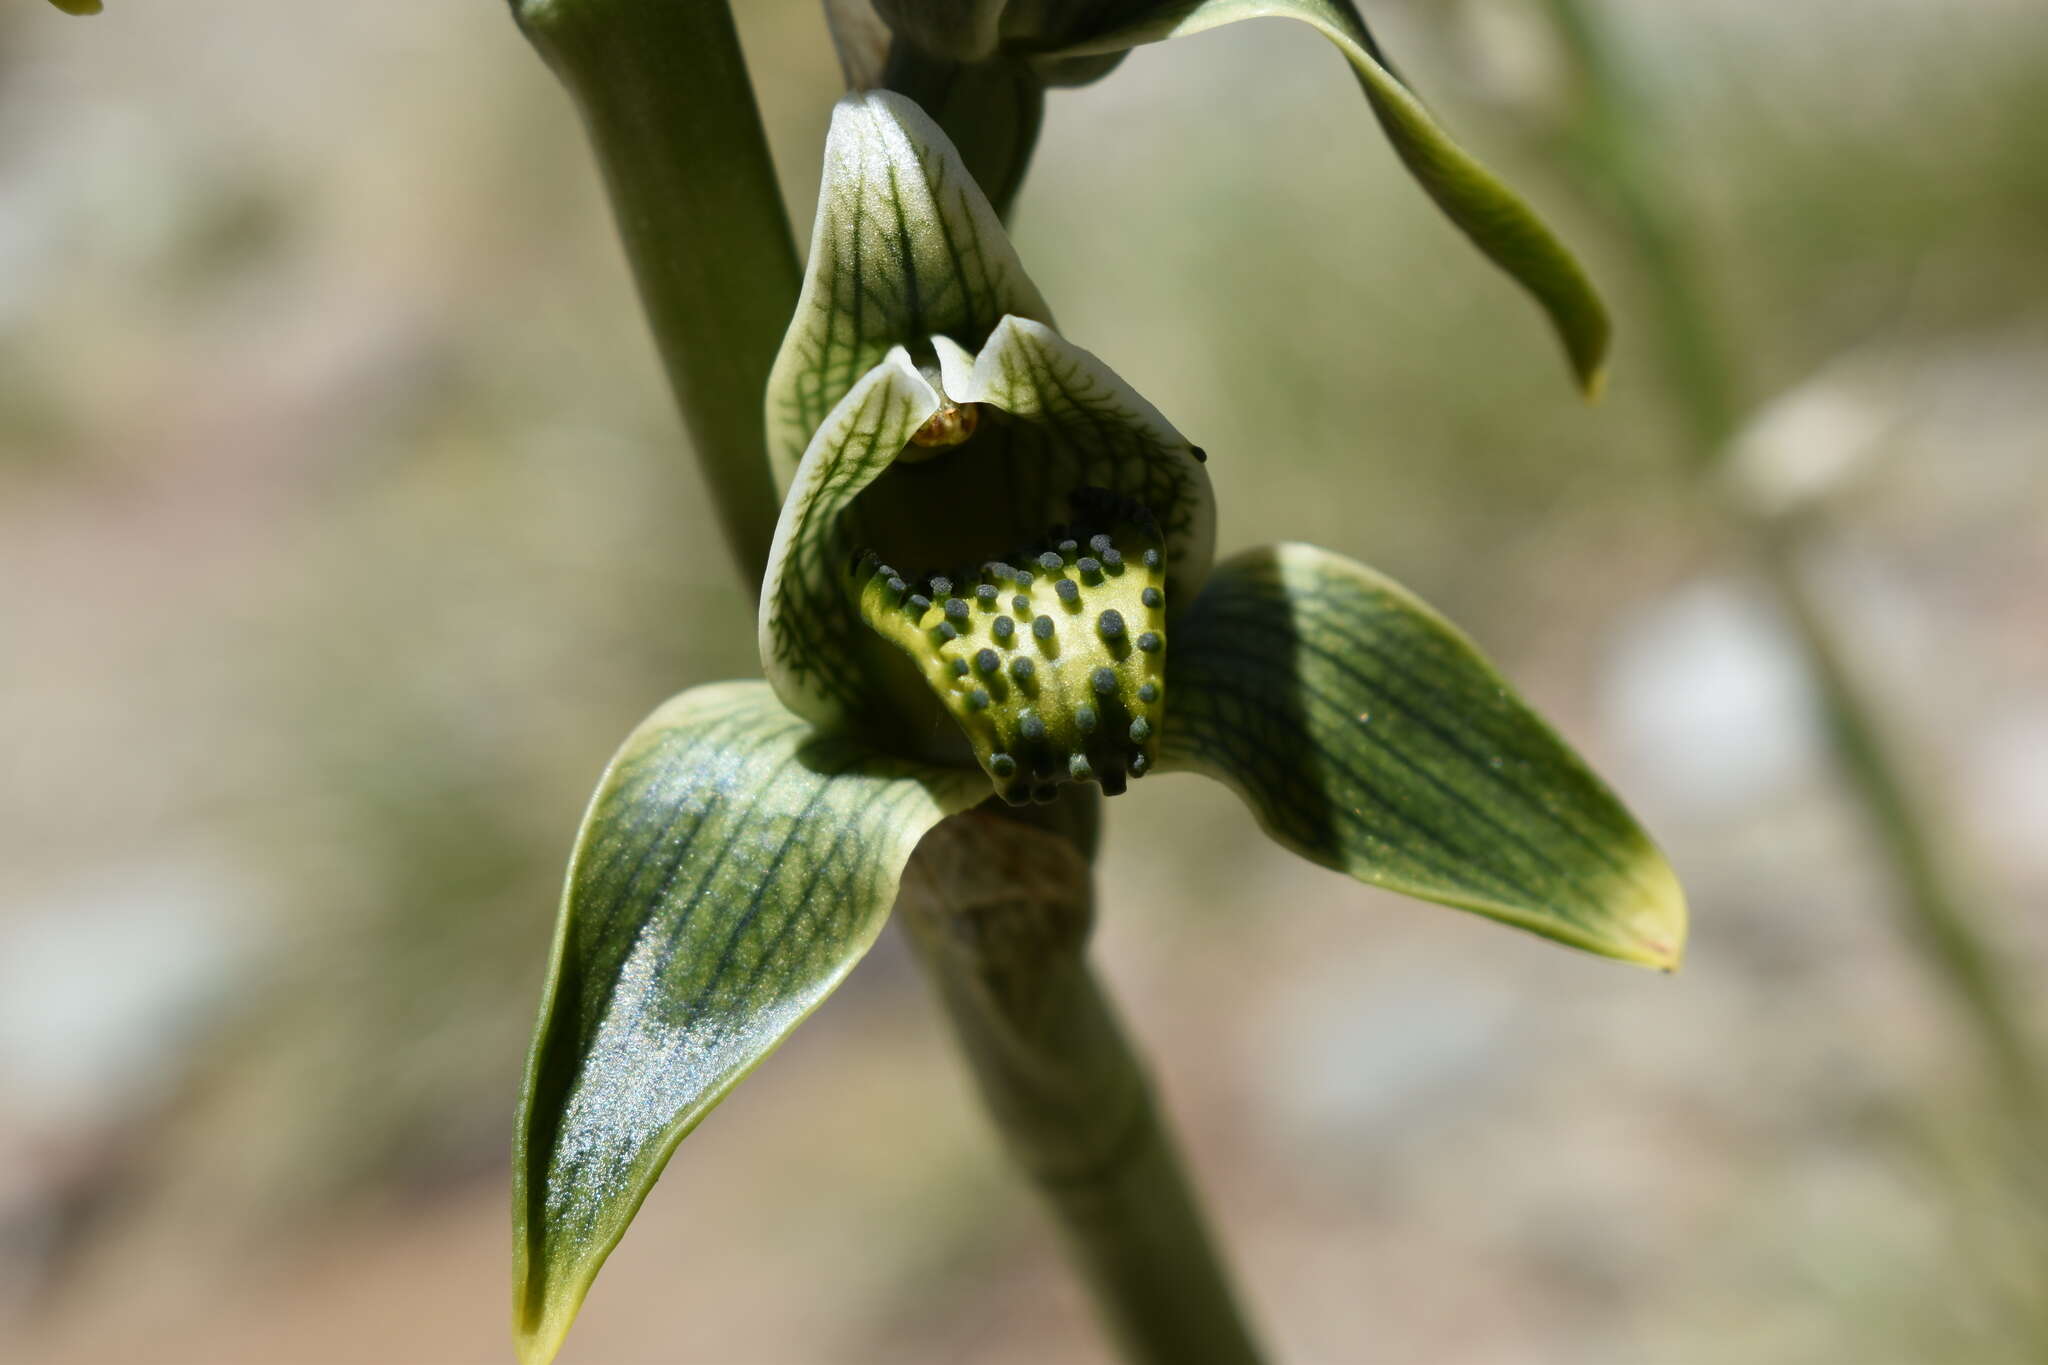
top-left (513, 91), bottom-right (1682, 1364)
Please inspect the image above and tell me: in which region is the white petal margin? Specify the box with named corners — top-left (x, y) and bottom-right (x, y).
top-left (764, 90), bottom-right (1056, 491)
top-left (760, 348), bottom-right (942, 729)
top-left (950, 315), bottom-right (1217, 604)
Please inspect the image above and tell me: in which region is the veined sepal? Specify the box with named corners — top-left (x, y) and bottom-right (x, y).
top-left (513, 682), bottom-right (985, 1365)
top-left (1163, 542), bottom-right (1686, 968)
top-left (763, 90), bottom-right (1054, 491)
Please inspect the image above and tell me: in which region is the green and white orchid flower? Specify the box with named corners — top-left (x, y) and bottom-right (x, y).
top-left (831, 0), bottom-right (1611, 393)
top-left (513, 91), bottom-right (1681, 1365)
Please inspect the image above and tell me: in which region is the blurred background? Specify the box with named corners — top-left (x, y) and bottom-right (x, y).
top-left (3, 1), bottom-right (2044, 1361)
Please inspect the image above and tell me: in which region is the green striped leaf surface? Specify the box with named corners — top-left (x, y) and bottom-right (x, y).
top-left (1163, 543), bottom-right (1684, 966)
top-left (514, 682), bottom-right (982, 1365)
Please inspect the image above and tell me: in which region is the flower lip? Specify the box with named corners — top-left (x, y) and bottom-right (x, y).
top-left (854, 488), bottom-right (1169, 802)
top-left (760, 321), bottom-right (1212, 759)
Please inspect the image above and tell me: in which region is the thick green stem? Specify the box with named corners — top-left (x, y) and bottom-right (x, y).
top-left (511, 0), bottom-right (797, 590)
top-left (898, 806), bottom-right (1266, 1365)
top-left (1535, 0), bottom-right (2041, 1115)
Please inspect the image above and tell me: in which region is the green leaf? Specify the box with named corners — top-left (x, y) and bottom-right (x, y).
top-left (764, 90), bottom-right (1055, 489)
top-left (513, 682), bottom-right (984, 1365)
top-left (1162, 543), bottom-right (1684, 967)
top-left (1054, 0), bottom-right (1612, 395)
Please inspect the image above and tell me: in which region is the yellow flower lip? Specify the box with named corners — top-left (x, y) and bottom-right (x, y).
top-left (855, 489), bottom-right (1168, 803)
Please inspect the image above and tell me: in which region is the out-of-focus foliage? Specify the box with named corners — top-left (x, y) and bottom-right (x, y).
top-left (2, 1), bottom-right (2045, 1361)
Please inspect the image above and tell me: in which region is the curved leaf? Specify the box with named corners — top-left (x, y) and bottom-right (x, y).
top-left (1056, 0), bottom-right (1612, 394)
top-left (514, 681), bottom-right (984, 1365)
top-left (764, 89), bottom-right (1055, 488)
top-left (1162, 543), bottom-right (1684, 966)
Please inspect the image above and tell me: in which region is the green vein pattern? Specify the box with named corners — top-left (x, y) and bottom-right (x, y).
top-left (765, 90), bottom-right (1054, 490)
top-left (760, 349), bottom-right (940, 728)
top-left (1163, 543), bottom-right (1684, 965)
top-left (513, 682), bottom-right (981, 1365)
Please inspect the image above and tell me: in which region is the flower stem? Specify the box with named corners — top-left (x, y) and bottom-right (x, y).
top-left (898, 805), bottom-right (1266, 1365)
top-left (510, 0), bottom-right (797, 590)
top-left (1535, 0), bottom-right (2043, 1123)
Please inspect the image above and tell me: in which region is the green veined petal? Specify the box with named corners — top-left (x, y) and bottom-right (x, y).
top-left (1162, 543), bottom-right (1684, 967)
top-left (760, 347), bottom-right (941, 730)
top-left (945, 315), bottom-right (1216, 600)
top-left (1054, 0), bottom-right (1612, 395)
top-left (514, 681), bottom-right (985, 1365)
top-left (764, 90), bottom-right (1056, 489)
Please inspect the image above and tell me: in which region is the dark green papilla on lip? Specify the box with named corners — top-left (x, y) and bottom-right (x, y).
top-left (513, 89), bottom-right (1677, 1365)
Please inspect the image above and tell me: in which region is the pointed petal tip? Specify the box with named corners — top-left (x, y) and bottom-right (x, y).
top-left (1606, 848), bottom-right (1688, 972)
top-left (512, 1284), bottom-right (579, 1365)
top-left (513, 1320), bottom-right (568, 1365)
top-left (1580, 360), bottom-right (1611, 405)
top-left (512, 1238), bottom-right (591, 1365)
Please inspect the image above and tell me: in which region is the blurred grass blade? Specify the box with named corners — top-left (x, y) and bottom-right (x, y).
top-left (1060, 0), bottom-right (1612, 394)
top-left (764, 90), bottom-right (1055, 488)
top-left (512, 0), bottom-right (799, 589)
top-left (513, 682), bottom-right (984, 1365)
top-left (1162, 543), bottom-right (1683, 966)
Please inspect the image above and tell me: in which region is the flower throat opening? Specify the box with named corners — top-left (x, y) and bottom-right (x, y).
top-left (854, 490), bottom-right (1167, 804)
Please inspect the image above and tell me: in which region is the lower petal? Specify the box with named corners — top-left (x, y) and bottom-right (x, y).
top-left (1162, 542), bottom-right (1685, 968)
top-left (514, 681), bottom-right (985, 1365)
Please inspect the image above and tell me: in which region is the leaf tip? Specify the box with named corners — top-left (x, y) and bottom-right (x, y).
top-left (1579, 358), bottom-right (1610, 405)
top-left (1608, 846), bottom-right (1688, 971)
top-left (512, 1284), bottom-right (582, 1365)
